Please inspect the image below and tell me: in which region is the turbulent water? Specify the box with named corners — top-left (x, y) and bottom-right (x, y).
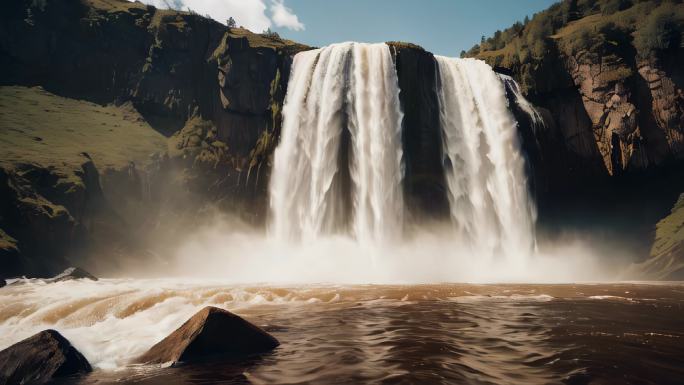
top-left (1, 280), bottom-right (683, 384)
top-left (435, 56), bottom-right (537, 262)
top-left (270, 42), bottom-right (404, 245)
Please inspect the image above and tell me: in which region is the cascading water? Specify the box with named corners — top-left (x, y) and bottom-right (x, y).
top-left (269, 42), bottom-right (404, 245)
top-left (498, 73), bottom-right (545, 128)
top-left (435, 56), bottom-right (537, 263)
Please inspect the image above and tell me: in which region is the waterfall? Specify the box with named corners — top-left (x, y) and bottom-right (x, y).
top-left (269, 42), bottom-right (404, 245)
top-left (435, 56), bottom-right (537, 262)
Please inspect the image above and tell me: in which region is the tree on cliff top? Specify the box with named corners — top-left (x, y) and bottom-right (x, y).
top-left (262, 28), bottom-right (281, 39)
top-left (227, 17), bottom-right (236, 28)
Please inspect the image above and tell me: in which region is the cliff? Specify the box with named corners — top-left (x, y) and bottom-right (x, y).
top-left (0, 0), bottom-right (309, 277)
top-left (471, 0), bottom-right (684, 177)
top-left (470, 0), bottom-right (684, 278)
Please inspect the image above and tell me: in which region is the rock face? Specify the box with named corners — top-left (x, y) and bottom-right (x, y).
top-left (387, 42), bottom-right (449, 219)
top-left (136, 306), bottom-right (279, 365)
top-left (637, 55), bottom-right (684, 160)
top-left (0, 0), bottom-right (308, 277)
top-left (0, 329), bottom-right (91, 385)
top-left (470, 3), bottom-right (684, 275)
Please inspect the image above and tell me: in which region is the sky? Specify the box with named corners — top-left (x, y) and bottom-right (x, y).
top-left (133, 0), bottom-right (559, 56)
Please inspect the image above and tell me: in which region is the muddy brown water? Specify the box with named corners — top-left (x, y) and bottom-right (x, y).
top-left (2, 282), bottom-right (683, 384)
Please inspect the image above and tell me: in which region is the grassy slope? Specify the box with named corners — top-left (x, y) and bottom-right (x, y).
top-left (0, 86), bottom-right (167, 181)
top-left (645, 195), bottom-right (684, 277)
top-left (652, 196), bottom-right (684, 255)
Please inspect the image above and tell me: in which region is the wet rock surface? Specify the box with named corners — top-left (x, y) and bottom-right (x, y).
top-left (136, 306), bottom-right (279, 365)
top-left (0, 329), bottom-right (91, 385)
top-left (387, 42), bottom-right (449, 218)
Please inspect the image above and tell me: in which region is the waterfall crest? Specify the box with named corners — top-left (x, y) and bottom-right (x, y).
top-left (435, 56), bottom-right (537, 262)
top-left (269, 42), bottom-right (404, 244)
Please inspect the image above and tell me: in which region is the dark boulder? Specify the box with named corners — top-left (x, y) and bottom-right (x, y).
top-left (0, 279), bottom-right (5, 288)
top-left (0, 329), bottom-right (91, 385)
top-left (136, 306), bottom-right (279, 365)
top-left (47, 267), bottom-right (98, 282)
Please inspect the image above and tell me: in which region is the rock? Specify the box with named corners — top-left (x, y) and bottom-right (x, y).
top-left (0, 279), bottom-right (5, 288)
top-left (637, 58), bottom-right (684, 158)
top-left (136, 306), bottom-right (279, 365)
top-left (387, 42), bottom-right (449, 218)
top-left (48, 267), bottom-right (98, 282)
top-left (0, 329), bottom-right (91, 385)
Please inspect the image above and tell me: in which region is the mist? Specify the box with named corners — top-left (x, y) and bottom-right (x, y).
top-left (160, 213), bottom-right (630, 284)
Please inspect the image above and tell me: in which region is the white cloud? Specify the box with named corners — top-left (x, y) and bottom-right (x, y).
top-left (130, 0), bottom-right (304, 32)
top-left (270, 0), bottom-right (304, 31)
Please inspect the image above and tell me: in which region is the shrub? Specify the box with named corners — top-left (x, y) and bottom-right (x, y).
top-left (633, 4), bottom-right (682, 56)
top-left (566, 27), bottom-right (594, 53)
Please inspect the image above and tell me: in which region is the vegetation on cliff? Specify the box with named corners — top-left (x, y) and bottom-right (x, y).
top-left (637, 193), bottom-right (684, 278)
top-left (465, 0), bottom-right (683, 68)
top-left (461, 0), bottom-right (683, 178)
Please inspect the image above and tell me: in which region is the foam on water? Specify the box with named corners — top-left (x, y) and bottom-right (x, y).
top-left (1, 280), bottom-right (678, 372)
top-left (0, 279), bottom-right (322, 369)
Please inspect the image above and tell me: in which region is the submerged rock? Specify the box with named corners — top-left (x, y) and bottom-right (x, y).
top-left (0, 329), bottom-right (91, 385)
top-left (48, 267), bottom-right (98, 282)
top-left (136, 306), bottom-right (279, 365)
